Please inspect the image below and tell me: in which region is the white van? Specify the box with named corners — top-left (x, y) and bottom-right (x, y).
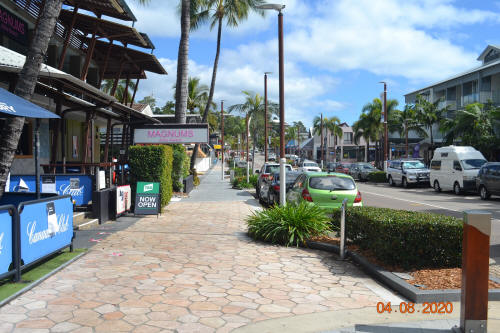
top-left (430, 146), bottom-right (487, 194)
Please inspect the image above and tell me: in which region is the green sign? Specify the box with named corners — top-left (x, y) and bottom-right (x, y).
top-left (137, 182), bottom-right (160, 194)
top-left (134, 182), bottom-right (160, 215)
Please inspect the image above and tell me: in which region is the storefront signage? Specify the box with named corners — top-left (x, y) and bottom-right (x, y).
top-left (214, 145), bottom-right (222, 149)
top-left (19, 196), bottom-right (73, 266)
top-left (0, 5), bottom-right (28, 46)
top-left (8, 175), bottom-right (93, 206)
top-left (133, 124), bottom-right (209, 144)
top-left (0, 207), bottom-right (13, 276)
top-left (116, 185), bottom-right (131, 215)
top-left (134, 182), bottom-right (160, 215)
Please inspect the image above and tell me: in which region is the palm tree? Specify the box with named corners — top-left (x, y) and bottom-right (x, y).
top-left (390, 104), bottom-right (427, 158)
top-left (0, 0), bottom-right (64, 198)
top-left (174, 0), bottom-right (191, 124)
top-left (190, 0), bottom-right (264, 169)
top-left (414, 95), bottom-right (447, 148)
top-left (323, 116), bottom-right (343, 162)
top-left (101, 79), bottom-right (136, 103)
top-left (312, 116), bottom-right (324, 162)
top-left (187, 77), bottom-right (209, 113)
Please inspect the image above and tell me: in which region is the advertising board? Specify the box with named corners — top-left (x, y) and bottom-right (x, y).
top-left (0, 5), bottom-right (28, 46)
top-left (133, 124), bottom-right (209, 144)
top-left (134, 182), bottom-right (160, 215)
top-left (116, 185), bottom-right (131, 215)
top-left (0, 207), bottom-right (14, 276)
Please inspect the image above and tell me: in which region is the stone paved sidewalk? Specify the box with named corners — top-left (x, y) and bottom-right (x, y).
top-left (0, 167), bottom-right (392, 332)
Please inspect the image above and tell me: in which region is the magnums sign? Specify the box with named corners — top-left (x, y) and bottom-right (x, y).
top-left (133, 124), bottom-right (209, 144)
top-left (134, 182), bottom-right (160, 215)
top-left (0, 5), bottom-right (28, 46)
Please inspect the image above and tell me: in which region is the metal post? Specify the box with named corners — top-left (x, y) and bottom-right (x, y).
top-left (221, 100), bottom-right (224, 180)
top-left (320, 113), bottom-right (324, 168)
top-left (35, 119), bottom-right (41, 199)
top-left (383, 82), bottom-right (388, 165)
top-left (246, 114), bottom-right (250, 183)
top-left (405, 119), bottom-right (409, 158)
top-left (278, 11), bottom-right (286, 206)
top-left (264, 72), bottom-right (270, 162)
top-left (452, 210), bottom-right (491, 333)
top-left (340, 198), bottom-right (348, 259)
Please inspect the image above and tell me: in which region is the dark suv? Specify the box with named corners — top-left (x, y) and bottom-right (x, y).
top-left (476, 162), bottom-right (500, 200)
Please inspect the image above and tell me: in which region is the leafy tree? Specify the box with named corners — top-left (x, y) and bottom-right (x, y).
top-left (389, 104), bottom-right (427, 158)
top-left (414, 95), bottom-right (446, 147)
top-left (190, 0), bottom-right (265, 169)
top-left (0, 0), bottom-right (64, 198)
top-left (324, 116), bottom-right (343, 161)
top-left (160, 101), bottom-right (176, 114)
top-left (101, 79), bottom-right (136, 103)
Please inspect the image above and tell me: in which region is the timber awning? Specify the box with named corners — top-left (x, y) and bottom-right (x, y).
top-left (58, 9), bottom-right (148, 48)
top-left (90, 40), bottom-right (167, 79)
top-left (64, 0), bottom-right (137, 21)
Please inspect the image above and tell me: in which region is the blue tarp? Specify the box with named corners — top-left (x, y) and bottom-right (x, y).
top-left (0, 88), bottom-right (59, 118)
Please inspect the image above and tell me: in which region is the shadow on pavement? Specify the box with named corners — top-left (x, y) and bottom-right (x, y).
top-left (352, 325), bottom-right (452, 333)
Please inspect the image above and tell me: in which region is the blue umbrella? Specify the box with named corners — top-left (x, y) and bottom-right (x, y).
top-left (1, 88), bottom-right (60, 199)
top-left (0, 88), bottom-right (59, 119)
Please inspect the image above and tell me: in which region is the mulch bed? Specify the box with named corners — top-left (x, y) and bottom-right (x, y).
top-left (309, 235), bottom-right (500, 290)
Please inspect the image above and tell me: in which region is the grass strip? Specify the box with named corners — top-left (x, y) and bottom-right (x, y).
top-left (0, 248), bottom-right (86, 302)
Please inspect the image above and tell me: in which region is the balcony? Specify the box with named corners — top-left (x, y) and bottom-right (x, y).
top-left (462, 93), bottom-right (478, 106)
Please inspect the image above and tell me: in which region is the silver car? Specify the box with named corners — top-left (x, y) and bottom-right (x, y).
top-left (387, 160), bottom-right (430, 188)
top-left (349, 162), bottom-right (378, 181)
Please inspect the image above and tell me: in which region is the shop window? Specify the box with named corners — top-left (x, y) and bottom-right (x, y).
top-left (16, 120), bottom-right (33, 157)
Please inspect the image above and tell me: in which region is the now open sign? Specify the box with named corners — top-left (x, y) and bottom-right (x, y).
top-left (134, 182), bottom-right (160, 215)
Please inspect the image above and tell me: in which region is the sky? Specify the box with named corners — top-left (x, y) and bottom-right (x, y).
top-left (125, 0), bottom-right (500, 129)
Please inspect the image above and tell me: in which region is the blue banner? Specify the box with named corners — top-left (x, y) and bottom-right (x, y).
top-left (0, 207), bottom-right (14, 276)
top-left (9, 175), bottom-right (93, 206)
top-left (19, 196), bottom-right (73, 266)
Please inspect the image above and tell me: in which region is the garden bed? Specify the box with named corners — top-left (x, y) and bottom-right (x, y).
top-left (309, 236), bottom-right (500, 291)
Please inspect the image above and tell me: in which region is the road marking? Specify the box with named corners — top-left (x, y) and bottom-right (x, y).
top-left (362, 190), bottom-right (460, 212)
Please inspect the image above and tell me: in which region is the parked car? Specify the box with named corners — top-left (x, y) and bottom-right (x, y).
top-left (387, 159), bottom-right (430, 188)
top-left (268, 153), bottom-right (277, 161)
top-left (476, 162), bottom-right (500, 200)
top-left (326, 162), bottom-right (339, 172)
top-left (298, 160), bottom-right (322, 172)
top-left (260, 171), bottom-right (302, 205)
top-left (287, 172), bottom-right (362, 210)
top-left (349, 162), bottom-right (378, 181)
top-left (430, 146), bottom-right (487, 194)
top-left (257, 163), bottom-right (292, 197)
top-left (335, 162), bottom-right (352, 174)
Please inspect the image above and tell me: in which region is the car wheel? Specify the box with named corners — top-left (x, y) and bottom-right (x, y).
top-left (388, 176), bottom-right (395, 186)
top-left (453, 182), bottom-right (462, 195)
top-left (268, 192), bottom-right (274, 206)
top-left (402, 177), bottom-right (409, 188)
top-left (480, 185), bottom-right (491, 200)
top-left (433, 180), bottom-right (441, 192)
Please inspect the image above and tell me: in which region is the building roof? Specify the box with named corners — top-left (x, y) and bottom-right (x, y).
top-left (58, 9), bottom-right (148, 48)
top-left (405, 45), bottom-right (500, 97)
top-left (90, 39), bottom-right (167, 79)
top-left (63, 0), bottom-right (137, 21)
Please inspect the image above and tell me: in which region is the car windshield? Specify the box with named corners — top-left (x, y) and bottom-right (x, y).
top-left (309, 176), bottom-right (356, 191)
top-left (461, 159), bottom-right (487, 170)
top-left (340, 163), bottom-right (351, 168)
top-left (266, 165), bottom-right (291, 173)
top-left (363, 165), bottom-right (375, 169)
top-left (402, 161), bottom-right (425, 169)
top-left (304, 162), bottom-right (319, 167)
top-left (273, 173), bottom-right (301, 182)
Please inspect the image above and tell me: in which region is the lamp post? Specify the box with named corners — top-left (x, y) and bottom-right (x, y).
top-left (264, 72), bottom-right (272, 162)
top-left (221, 100), bottom-right (225, 180)
top-left (246, 113), bottom-right (252, 183)
top-left (258, 3), bottom-right (286, 205)
top-left (379, 81), bottom-right (388, 170)
top-left (320, 113), bottom-right (324, 168)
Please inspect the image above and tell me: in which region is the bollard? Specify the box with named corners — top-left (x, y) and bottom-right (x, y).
top-left (453, 210), bottom-right (491, 333)
top-left (339, 198), bottom-right (348, 260)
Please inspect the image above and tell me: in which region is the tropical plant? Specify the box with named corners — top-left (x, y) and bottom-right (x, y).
top-left (414, 95), bottom-right (446, 147)
top-left (190, 0), bottom-right (265, 169)
top-left (440, 102), bottom-right (500, 160)
top-left (0, 0), bottom-right (64, 198)
top-left (101, 79), bottom-right (136, 103)
top-left (247, 202), bottom-right (331, 247)
top-left (174, 0), bottom-right (190, 124)
top-left (324, 116), bottom-right (343, 161)
top-left (389, 104), bottom-right (427, 158)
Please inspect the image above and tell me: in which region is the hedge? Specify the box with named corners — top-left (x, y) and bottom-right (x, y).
top-left (332, 207), bottom-right (462, 269)
top-left (172, 144), bottom-right (188, 192)
top-left (367, 171), bottom-right (387, 183)
top-left (129, 145), bottom-right (173, 211)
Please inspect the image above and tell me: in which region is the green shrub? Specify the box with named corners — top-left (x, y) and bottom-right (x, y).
top-left (190, 168), bottom-right (200, 186)
top-left (367, 171), bottom-right (387, 183)
top-left (249, 174), bottom-right (258, 188)
top-left (231, 176), bottom-right (252, 189)
top-left (331, 207), bottom-right (462, 269)
top-left (247, 202), bottom-right (330, 246)
top-left (129, 145), bottom-right (173, 211)
top-left (172, 144), bottom-right (187, 192)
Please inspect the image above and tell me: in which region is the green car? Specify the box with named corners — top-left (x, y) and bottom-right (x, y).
top-left (286, 172), bottom-right (363, 210)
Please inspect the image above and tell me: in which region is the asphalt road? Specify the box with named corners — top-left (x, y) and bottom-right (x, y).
top-left (357, 181), bottom-right (500, 252)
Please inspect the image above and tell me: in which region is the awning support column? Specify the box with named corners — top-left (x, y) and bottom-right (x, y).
top-left (50, 87), bottom-right (63, 173)
top-left (98, 39), bottom-right (114, 89)
top-left (103, 117), bottom-right (111, 164)
top-left (122, 72), bottom-right (130, 104)
top-left (130, 79), bottom-right (140, 107)
top-left (35, 119), bottom-right (41, 199)
top-left (81, 16), bottom-right (100, 81)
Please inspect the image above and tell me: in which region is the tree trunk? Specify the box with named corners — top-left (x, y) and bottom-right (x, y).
top-left (365, 141), bottom-right (368, 162)
top-left (0, 0), bottom-right (63, 198)
top-left (191, 16), bottom-right (223, 169)
top-left (174, 0), bottom-right (189, 124)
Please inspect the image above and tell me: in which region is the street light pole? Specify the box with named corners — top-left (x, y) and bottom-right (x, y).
top-left (380, 81), bottom-right (388, 169)
top-left (221, 100), bottom-right (224, 180)
top-left (405, 119), bottom-right (409, 159)
top-left (246, 113), bottom-right (250, 183)
top-left (264, 72), bottom-right (271, 163)
top-left (320, 113), bottom-right (324, 168)
top-left (257, 3), bottom-right (286, 206)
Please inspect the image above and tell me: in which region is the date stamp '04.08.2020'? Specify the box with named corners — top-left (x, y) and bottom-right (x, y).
top-left (377, 302), bottom-right (454, 314)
